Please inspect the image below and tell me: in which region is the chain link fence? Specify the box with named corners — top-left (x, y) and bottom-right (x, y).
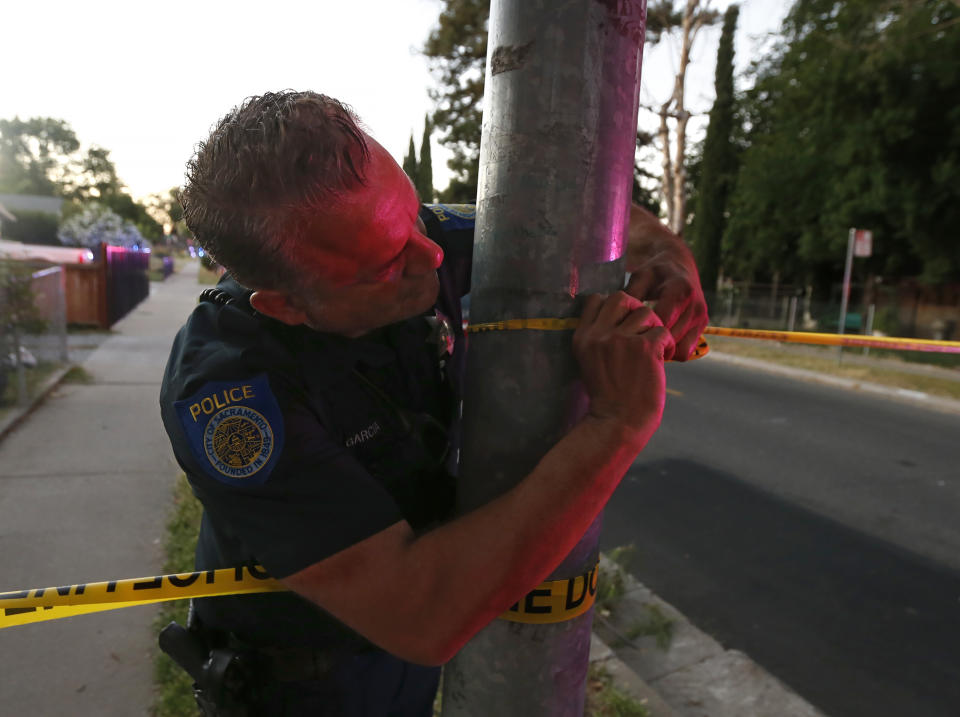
top-left (707, 281), bottom-right (960, 342)
top-left (0, 262), bottom-right (69, 413)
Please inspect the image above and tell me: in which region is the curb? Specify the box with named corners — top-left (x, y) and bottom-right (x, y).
top-left (708, 350), bottom-right (960, 415)
top-left (590, 632), bottom-right (680, 716)
top-left (591, 556), bottom-right (825, 717)
top-left (0, 364), bottom-right (74, 444)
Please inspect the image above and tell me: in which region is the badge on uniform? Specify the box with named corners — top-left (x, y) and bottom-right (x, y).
top-left (174, 374), bottom-right (285, 486)
top-left (426, 309), bottom-right (455, 358)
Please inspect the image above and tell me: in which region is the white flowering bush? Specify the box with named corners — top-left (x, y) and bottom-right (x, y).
top-left (58, 204), bottom-right (144, 249)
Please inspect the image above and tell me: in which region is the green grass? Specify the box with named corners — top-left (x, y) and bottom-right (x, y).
top-left (864, 346), bottom-right (960, 369)
top-left (197, 265), bottom-right (221, 285)
top-left (596, 545), bottom-right (637, 613)
top-left (625, 604), bottom-right (675, 651)
top-left (707, 336), bottom-right (960, 401)
top-left (595, 546), bottom-right (675, 653)
top-left (586, 663), bottom-right (651, 717)
top-left (152, 473), bottom-right (204, 717)
top-left (62, 365), bottom-right (93, 384)
top-left (596, 562), bottom-right (628, 614)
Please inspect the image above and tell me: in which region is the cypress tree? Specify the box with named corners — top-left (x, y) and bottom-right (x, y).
top-left (693, 4), bottom-right (739, 299)
top-left (416, 116), bottom-right (435, 202)
top-left (402, 133), bottom-right (418, 185)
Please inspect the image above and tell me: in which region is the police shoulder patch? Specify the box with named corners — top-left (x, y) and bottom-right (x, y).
top-left (174, 374), bottom-right (284, 486)
top-left (426, 203), bottom-right (476, 231)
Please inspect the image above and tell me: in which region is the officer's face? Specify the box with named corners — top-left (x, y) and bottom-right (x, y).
top-left (290, 137), bottom-right (444, 337)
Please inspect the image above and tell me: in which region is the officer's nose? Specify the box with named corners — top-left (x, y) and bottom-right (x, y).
top-left (406, 233), bottom-right (444, 275)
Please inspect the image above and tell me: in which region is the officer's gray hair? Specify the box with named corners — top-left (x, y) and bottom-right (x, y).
top-left (180, 90), bottom-right (370, 290)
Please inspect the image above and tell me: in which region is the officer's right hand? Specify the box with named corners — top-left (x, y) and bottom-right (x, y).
top-left (573, 292), bottom-right (675, 441)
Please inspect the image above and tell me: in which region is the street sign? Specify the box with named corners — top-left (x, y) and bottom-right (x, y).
top-left (853, 229), bottom-right (873, 257)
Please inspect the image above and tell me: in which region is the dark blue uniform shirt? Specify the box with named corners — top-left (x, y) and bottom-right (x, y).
top-left (159, 204), bottom-right (475, 652)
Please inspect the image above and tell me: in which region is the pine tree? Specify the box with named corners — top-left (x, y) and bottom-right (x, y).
top-left (423, 0), bottom-right (489, 202)
top-left (416, 116), bottom-right (434, 202)
top-left (692, 4), bottom-right (739, 298)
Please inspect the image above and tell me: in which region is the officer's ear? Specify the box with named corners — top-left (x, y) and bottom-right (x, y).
top-left (249, 290), bottom-right (309, 326)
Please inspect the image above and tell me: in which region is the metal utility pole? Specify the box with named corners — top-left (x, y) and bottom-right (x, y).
top-left (442, 1), bottom-right (647, 714)
top-left (839, 228), bottom-right (856, 337)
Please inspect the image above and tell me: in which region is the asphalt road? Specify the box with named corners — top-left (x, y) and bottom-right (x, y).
top-left (600, 357), bottom-right (960, 717)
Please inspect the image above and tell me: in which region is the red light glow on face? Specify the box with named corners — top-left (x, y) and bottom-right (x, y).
top-left (298, 140), bottom-right (442, 288)
top-left (284, 137), bottom-right (444, 337)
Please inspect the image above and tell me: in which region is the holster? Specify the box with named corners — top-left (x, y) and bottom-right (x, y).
top-left (158, 601), bottom-right (260, 717)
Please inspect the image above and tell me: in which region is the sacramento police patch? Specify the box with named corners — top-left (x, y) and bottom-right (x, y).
top-left (173, 374), bottom-right (284, 486)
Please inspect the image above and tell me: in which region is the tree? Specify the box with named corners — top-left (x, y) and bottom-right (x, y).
top-left (69, 145), bottom-right (122, 200)
top-left (416, 116), bottom-right (435, 202)
top-left (0, 117), bottom-right (80, 196)
top-left (62, 144), bottom-right (161, 237)
top-left (691, 4), bottom-right (739, 297)
top-left (425, 0), bottom-right (673, 206)
top-left (723, 0), bottom-right (960, 289)
top-left (401, 119), bottom-right (436, 203)
top-left (645, 0), bottom-right (721, 235)
top-left (58, 204), bottom-right (144, 249)
top-left (422, 0), bottom-right (723, 210)
top-left (0, 117), bottom-right (162, 241)
top-left (101, 192), bottom-right (163, 240)
top-left (633, 131), bottom-right (662, 215)
top-left (402, 133), bottom-right (419, 186)
top-left (144, 186), bottom-right (190, 241)
top-left (423, 0), bottom-right (489, 202)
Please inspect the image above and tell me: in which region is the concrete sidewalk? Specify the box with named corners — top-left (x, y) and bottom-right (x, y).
top-left (0, 262), bottom-right (198, 714)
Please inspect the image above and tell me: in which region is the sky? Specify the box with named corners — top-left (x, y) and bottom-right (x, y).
top-left (1, 0), bottom-right (793, 202)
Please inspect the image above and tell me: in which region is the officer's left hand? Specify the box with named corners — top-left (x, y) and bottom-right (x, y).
top-left (624, 205), bottom-right (709, 362)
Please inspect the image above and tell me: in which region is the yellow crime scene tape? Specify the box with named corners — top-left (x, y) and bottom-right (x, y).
top-left (0, 565), bottom-right (284, 629)
top-left (7, 317), bottom-right (953, 632)
top-left (1, 562), bottom-right (599, 630)
top-left (501, 561), bottom-right (599, 625)
top-left (466, 318), bottom-right (711, 359)
top-left (466, 318), bottom-right (960, 355)
top-left (702, 326), bottom-right (960, 354)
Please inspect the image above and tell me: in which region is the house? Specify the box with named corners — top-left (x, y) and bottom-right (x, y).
top-left (0, 194), bottom-right (64, 218)
top-left (0, 194), bottom-right (64, 245)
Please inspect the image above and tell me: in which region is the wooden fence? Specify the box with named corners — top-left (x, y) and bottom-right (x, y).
top-left (64, 244), bottom-right (149, 328)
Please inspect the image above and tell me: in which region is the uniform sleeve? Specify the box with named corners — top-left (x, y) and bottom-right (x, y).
top-left (163, 370), bottom-right (404, 579)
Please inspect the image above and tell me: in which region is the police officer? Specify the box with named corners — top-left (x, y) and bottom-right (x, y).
top-left (159, 90), bottom-right (707, 716)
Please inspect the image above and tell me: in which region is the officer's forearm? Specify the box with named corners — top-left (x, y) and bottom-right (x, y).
top-left (412, 414), bottom-right (652, 658)
top-left (283, 413), bottom-right (655, 665)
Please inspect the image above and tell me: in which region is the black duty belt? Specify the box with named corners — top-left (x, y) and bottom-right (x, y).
top-left (255, 644), bottom-right (358, 682)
